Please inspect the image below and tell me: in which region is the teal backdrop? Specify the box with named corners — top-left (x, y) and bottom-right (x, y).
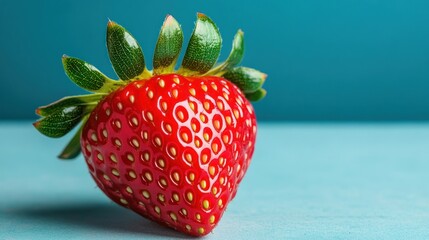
top-left (1, 0), bottom-right (428, 121)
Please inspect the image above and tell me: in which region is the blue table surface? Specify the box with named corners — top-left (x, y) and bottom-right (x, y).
top-left (1, 122), bottom-right (429, 239)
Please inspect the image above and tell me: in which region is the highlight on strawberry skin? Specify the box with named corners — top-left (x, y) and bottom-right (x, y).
top-left (34, 13), bottom-right (266, 237)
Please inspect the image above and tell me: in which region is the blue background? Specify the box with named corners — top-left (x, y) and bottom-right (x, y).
top-left (1, 0), bottom-right (429, 121)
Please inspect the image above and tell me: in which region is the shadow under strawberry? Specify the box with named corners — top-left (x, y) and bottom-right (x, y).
top-left (10, 201), bottom-right (190, 238)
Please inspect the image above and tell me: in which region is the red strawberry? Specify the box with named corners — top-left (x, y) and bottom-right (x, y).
top-left (34, 13), bottom-right (266, 236)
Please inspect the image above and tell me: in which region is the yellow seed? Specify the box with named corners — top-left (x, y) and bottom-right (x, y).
top-left (103, 174), bottom-right (110, 181)
top-left (131, 117), bottom-right (139, 126)
top-left (154, 137), bottom-right (162, 147)
top-left (233, 109), bottom-right (240, 119)
top-left (97, 153), bottom-right (104, 161)
top-left (219, 157), bottom-right (225, 165)
top-left (186, 192), bottom-right (194, 202)
top-left (226, 116), bottom-right (232, 125)
top-left (200, 180), bottom-right (207, 189)
top-left (216, 101), bottom-right (224, 110)
top-left (170, 147), bottom-right (177, 156)
top-left (132, 138), bottom-right (140, 148)
top-left (185, 153), bottom-right (192, 163)
top-left (172, 193), bottom-right (179, 202)
top-left (158, 158), bottom-right (165, 168)
top-left (147, 90), bottom-right (154, 99)
top-left (201, 84), bottom-right (208, 91)
top-left (181, 132), bottom-right (189, 142)
top-left (102, 129), bottom-right (108, 138)
top-left (189, 102), bottom-right (196, 112)
top-left (181, 208), bottom-right (188, 216)
top-left (129, 171), bottom-right (137, 179)
top-left (143, 131), bottom-right (148, 140)
top-left (220, 177), bottom-right (225, 185)
top-left (117, 102), bottom-right (123, 110)
top-left (91, 133), bottom-right (97, 142)
top-left (120, 198), bottom-right (128, 205)
top-left (112, 169), bottom-right (119, 176)
top-left (198, 227), bottom-right (205, 235)
top-left (127, 154), bottom-right (134, 162)
top-left (170, 212), bottom-right (177, 221)
top-left (177, 110), bottom-right (184, 121)
top-left (172, 172), bottom-right (180, 182)
top-left (203, 133), bottom-right (210, 142)
top-left (189, 173), bottom-right (195, 181)
top-left (195, 139), bottom-right (201, 148)
top-left (129, 95), bottom-right (135, 103)
top-left (223, 92), bottom-right (229, 101)
top-left (209, 166), bottom-right (215, 176)
top-left (86, 145), bottom-right (92, 152)
top-left (218, 199), bottom-right (223, 206)
top-left (147, 112), bottom-right (154, 121)
top-left (155, 206), bottom-right (161, 214)
top-left (212, 187), bottom-right (218, 195)
top-left (189, 88), bottom-right (196, 96)
top-left (110, 154), bottom-right (117, 163)
top-left (212, 143), bottom-right (219, 153)
top-left (159, 79), bottom-right (165, 87)
top-left (186, 225), bottom-right (191, 231)
top-left (172, 89), bottom-right (178, 98)
top-left (203, 200), bottom-right (210, 210)
top-left (191, 123), bottom-right (197, 132)
top-left (114, 139), bottom-right (122, 147)
top-left (159, 178), bottom-right (167, 187)
top-left (202, 154), bottom-right (208, 163)
top-left (158, 194), bottom-right (165, 202)
top-left (203, 101), bottom-right (210, 111)
top-left (209, 215), bottom-right (215, 224)
top-left (222, 134), bottom-right (229, 144)
top-left (126, 186), bottom-right (133, 194)
top-left (196, 213), bottom-right (201, 220)
top-left (145, 172), bottom-right (153, 181)
top-left (143, 152), bottom-right (150, 161)
top-left (161, 101), bottom-right (167, 111)
top-left (142, 190), bottom-right (150, 199)
top-left (173, 77), bottom-right (180, 84)
top-left (105, 108), bottom-right (111, 116)
top-left (200, 114), bottom-right (206, 122)
top-left (165, 124), bottom-right (172, 133)
top-left (211, 83), bottom-right (218, 90)
top-left (115, 120), bottom-right (122, 129)
top-left (214, 120), bottom-right (221, 130)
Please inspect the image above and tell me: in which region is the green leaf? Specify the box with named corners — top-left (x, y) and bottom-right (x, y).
top-left (36, 94), bottom-right (104, 117)
top-left (153, 15), bottom-right (183, 75)
top-left (206, 29), bottom-right (244, 76)
top-left (223, 67), bottom-right (267, 93)
top-left (58, 118), bottom-right (86, 159)
top-left (245, 88), bottom-right (267, 102)
top-left (107, 20), bottom-right (150, 80)
top-left (62, 56), bottom-right (119, 93)
top-left (33, 105), bottom-right (88, 138)
top-left (178, 13), bottom-right (222, 75)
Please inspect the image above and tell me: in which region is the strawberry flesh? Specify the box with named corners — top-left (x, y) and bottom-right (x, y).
top-left (80, 74), bottom-right (257, 236)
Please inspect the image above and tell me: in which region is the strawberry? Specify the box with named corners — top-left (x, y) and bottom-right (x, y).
top-left (34, 13), bottom-right (266, 236)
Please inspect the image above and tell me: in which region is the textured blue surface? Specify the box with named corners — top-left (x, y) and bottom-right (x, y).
top-left (1, 1), bottom-right (429, 120)
top-left (1, 122), bottom-right (429, 239)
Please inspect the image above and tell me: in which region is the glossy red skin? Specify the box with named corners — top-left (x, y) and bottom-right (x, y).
top-left (81, 74), bottom-right (256, 236)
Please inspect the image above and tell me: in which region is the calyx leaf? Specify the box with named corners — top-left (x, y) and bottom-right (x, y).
top-left (107, 20), bottom-right (150, 80)
top-left (179, 13), bottom-right (222, 75)
top-left (222, 67), bottom-right (267, 93)
top-left (62, 56), bottom-right (119, 93)
top-left (153, 15), bottom-right (183, 75)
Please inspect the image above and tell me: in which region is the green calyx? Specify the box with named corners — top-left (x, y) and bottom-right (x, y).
top-left (34, 13), bottom-right (267, 159)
